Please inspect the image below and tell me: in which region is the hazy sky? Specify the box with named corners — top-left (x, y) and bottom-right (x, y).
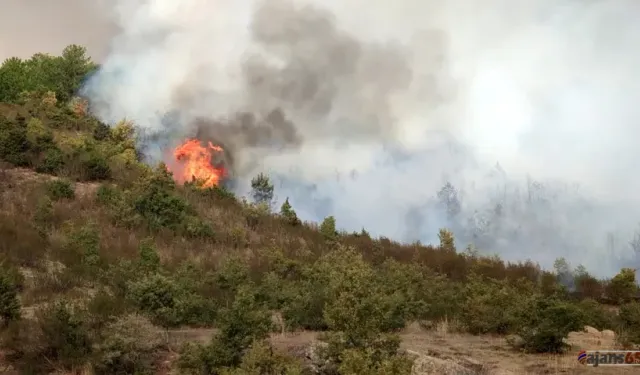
top-left (0, 0), bottom-right (115, 60)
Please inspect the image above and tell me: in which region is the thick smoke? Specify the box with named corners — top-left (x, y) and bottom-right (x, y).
top-left (40, 0), bottom-right (640, 276)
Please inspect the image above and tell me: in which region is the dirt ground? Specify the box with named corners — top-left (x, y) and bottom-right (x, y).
top-left (163, 322), bottom-right (636, 375)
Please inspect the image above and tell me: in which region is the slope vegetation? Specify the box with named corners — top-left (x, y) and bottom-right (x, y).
top-left (0, 46), bottom-right (639, 375)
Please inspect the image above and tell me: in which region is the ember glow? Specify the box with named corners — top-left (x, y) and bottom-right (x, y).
top-left (171, 139), bottom-right (226, 188)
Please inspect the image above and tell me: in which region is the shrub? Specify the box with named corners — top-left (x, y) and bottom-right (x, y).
top-left (25, 117), bottom-right (54, 152)
top-left (93, 122), bottom-right (111, 141)
top-left (94, 314), bottom-right (165, 375)
top-left (178, 284), bottom-right (272, 372)
top-left (3, 301), bottom-right (93, 372)
top-left (250, 173), bottom-right (274, 207)
top-left (280, 198), bottom-right (301, 226)
top-left (45, 178), bottom-right (75, 200)
top-left (132, 166), bottom-right (192, 230)
top-left (579, 298), bottom-right (615, 331)
top-left (0, 118), bottom-right (29, 166)
top-left (126, 273), bottom-right (182, 328)
top-left (338, 344), bottom-right (413, 375)
top-left (606, 268), bottom-right (638, 305)
top-left (320, 216), bottom-right (337, 240)
top-left (616, 302), bottom-right (640, 347)
top-left (35, 146), bottom-right (64, 174)
top-left (515, 297), bottom-right (585, 353)
top-left (126, 272), bottom-right (216, 328)
top-left (82, 151), bottom-right (111, 180)
top-left (0, 263), bottom-right (20, 325)
top-left (58, 223), bottom-right (103, 279)
top-left (459, 274), bottom-right (525, 335)
top-left (220, 340), bottom-right (306, 375)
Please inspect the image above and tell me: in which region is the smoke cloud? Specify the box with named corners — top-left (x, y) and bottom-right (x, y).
top-left (32, 0), bottom-right (640, 276)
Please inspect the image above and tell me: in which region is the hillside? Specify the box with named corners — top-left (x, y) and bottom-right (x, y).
top-left (1, 46), bottom-right (640, 375)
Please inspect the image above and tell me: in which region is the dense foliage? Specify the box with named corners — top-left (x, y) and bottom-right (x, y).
top-left (1, 46), bottom-right (639, 374)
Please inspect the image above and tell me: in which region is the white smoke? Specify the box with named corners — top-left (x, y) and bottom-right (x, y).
top-left (79, 0), bottom-right (640, 276)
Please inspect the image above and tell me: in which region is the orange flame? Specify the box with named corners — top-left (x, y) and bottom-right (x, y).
top-left (172, 139), bottom-right (226, 188)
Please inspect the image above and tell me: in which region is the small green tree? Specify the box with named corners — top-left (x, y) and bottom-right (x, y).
top-left (607, 268), bottom-right (638, 304)
top-left (459, 274), bottom-right (524, 335)
top-left (133, 164), bottom-right (191, 230)
top-left (137, 238), bottom-right (160, 274)
top-left (221, 340), bottom-right (305, 375)
top-left (280, 198), bottom-right (301, 226)
top-left (250, 173), bottom-right (274, 207)
top-left (0, 57), bottom-right (27, 102)
top-left (45, 179), bottom-right (75, 200)
top-left (0, 264), bottom-right (20, 325)
top-left (438, 228), bottom-right (455, 252)
top-left (317, 247), bottom-right (413, 373)
top-left (39, 301), bottom-right (93, 370)
top-left (178, 284), bottom-right (272, 372)
top-left (320, 216), bottom-right (337, 240)
top-left (515, 297), bottom-right (585, 353)
top-left (617, 302), bottom-right (640, 347)
top-left (126, 274), bottom-right (180, 328)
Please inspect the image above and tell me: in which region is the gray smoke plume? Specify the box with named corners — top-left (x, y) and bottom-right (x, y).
top-left (23, 0), bottom-right (640, 277)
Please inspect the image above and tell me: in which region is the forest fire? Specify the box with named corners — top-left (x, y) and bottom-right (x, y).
top-left (171, 139), bottom-right (227, 188)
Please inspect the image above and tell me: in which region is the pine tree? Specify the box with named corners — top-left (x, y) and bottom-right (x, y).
top-left (280, 198), bottom-right (301, 226)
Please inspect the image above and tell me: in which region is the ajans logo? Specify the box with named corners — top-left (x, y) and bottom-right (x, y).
top-left (578, 350), bottom-right (640, 366)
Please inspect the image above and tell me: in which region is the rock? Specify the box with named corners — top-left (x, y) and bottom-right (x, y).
top-left (457, 356), bottom-right (486, 373)
top-left (303, 342), bottom-right (336, 374)
top-left (601, 329), bottom-right (615, 338)
top-left (584, 326), bottom-right (600, 335)
top-left (506, 334), bottom-right (525, 349)
top-left (412, 355), bottom-right (479, 375)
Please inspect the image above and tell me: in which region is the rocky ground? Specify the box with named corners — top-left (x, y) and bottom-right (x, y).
top-left (155, 321), bottom-right (631, 375)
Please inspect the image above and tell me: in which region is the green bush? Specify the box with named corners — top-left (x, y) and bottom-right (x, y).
top-left (178, 284), bottom-right (272, 373)
top-left (58, 223), bottom-right (103, 279)
top-left (320, 216), bottom-right (337, 240)
top-left (126, 273), bottom-right (182, 328)
top-left (338, 344), bottom-right (413, 375)
top-left (606, 268), bottom-right (638, 305)
top-left (0, 264), bottom-right (20, 325)
top-left (219, 340), bottom-right (306, 375)
top-left (82, 151), bottom-right (111, 180)
top-left (2, 301), bottom-right (93, 372)
top-left (93, 122), bottom-right (111, 141)
top-left (35, 146), bottom-right (64, 174)
top-left (616, 302), bottom-right (640, 347)
top-left (0, 118), bottom-right (30, 166)
top-left (578, 298), bottom-right (615, 331)
top-left (459, 274), bottom-right (526, 335)
top-left (280, 198), bottom-right (301, 226)
top-left (515, 297), bottom-right (585, 353)
top-left (132, 166), bottom-right (191, 230)
top-left (45, 178), bottom-right (75, 200)
top-left (126, 272), bottom-right (216, 328)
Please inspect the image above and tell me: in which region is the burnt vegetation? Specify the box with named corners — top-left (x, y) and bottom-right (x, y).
top-left (0, 46), bottom-right (639, 375)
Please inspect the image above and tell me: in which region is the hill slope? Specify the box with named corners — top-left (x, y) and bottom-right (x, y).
top-left (0, 46), bottom-right (639, 375)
